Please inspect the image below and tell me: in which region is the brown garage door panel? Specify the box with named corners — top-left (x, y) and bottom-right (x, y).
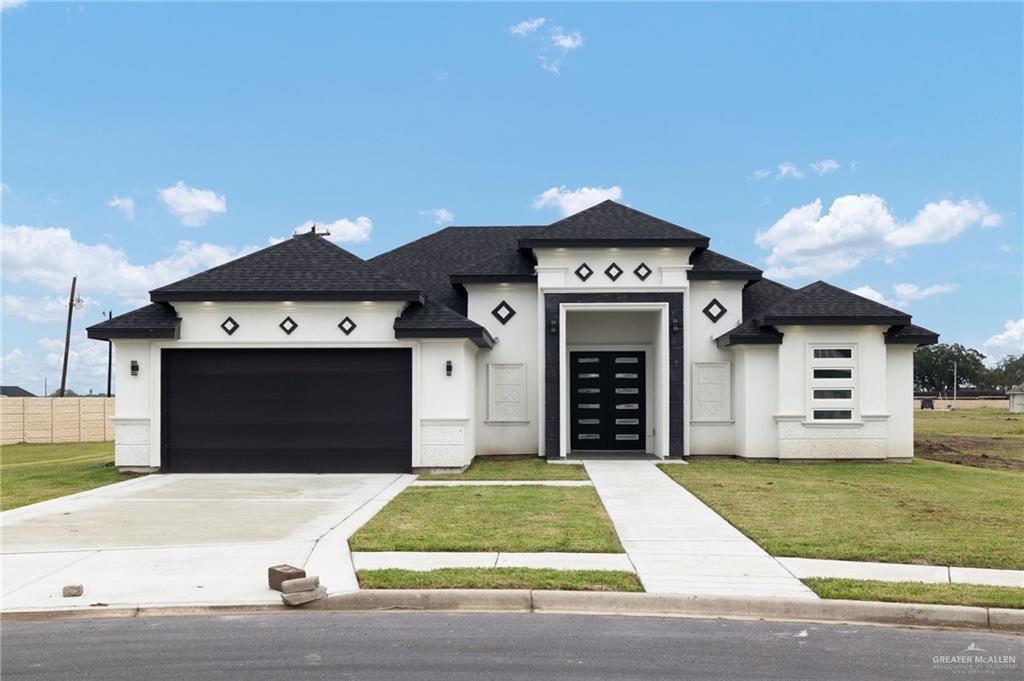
top-left (161, 348), bottom-right (412, 473)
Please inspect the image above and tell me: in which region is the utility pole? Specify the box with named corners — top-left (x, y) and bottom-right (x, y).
top-left (952, 361), bottom-right (958, 410)
top-left (105, 310), bottom-right (113, 396)
top-left (58, 276), bottom-right (84, 398)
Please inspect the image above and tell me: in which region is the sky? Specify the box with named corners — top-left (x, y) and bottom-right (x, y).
top-left (2, 1), bottom-right (1022, 395)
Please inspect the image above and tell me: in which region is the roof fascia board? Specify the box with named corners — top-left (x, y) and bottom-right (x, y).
top-left (518, 237), bottom-right (710, 249)
top-left (151, 291), bottom-right (424, 303)
top-left (760, 314), bottom-right (912, 326)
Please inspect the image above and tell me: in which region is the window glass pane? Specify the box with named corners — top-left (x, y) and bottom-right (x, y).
top-left (813, 368), bottom-right (852, 379)
top-left (813, 409), bottom-right (852, 420)
top-left (813, 389), bottom-right (852, 400)
top-left (813, 348), bottom-right (852, 359)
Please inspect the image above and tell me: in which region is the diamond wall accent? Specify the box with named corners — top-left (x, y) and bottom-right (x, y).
top-left (491, 300), bottom-right (516, 325)
top-left (338, 316), bottom-right (357, 335)
top-left (279, 316), bottom-right (298, 335)
top-left (702, 298), bottom-right (727, 323)
top-left (574, 263), bottom-right (593, 281)
top-left (604, 262), bottom-right (623, 281)
top-left (634, 263), bottom-right (652, 281)
top-left (220, 317), bottom-right (239, 336)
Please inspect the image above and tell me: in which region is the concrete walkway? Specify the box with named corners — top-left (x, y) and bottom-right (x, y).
top-left (353, 552), bottom-right (633, 571)
top-left (583, 460), bottom-right (817, 599)
top-left (1, 473), bottom-right (414, 612)
top-left (779, 557), bottom-right (1024, 588)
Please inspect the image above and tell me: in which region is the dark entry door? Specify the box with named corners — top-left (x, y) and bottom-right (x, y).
top-left (161, 348), bottom-right (412, 473)
top-left (569, 351), bottom-right (646, 450)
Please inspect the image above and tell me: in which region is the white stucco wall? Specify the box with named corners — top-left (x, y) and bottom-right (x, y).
top-left (418, 338), bottom-right (478, 468)
top-left (465, 283), bottom-right (539, 456)
top-left (732, 344), bottom-right (779, 459)
top-left (885, 344), bottom-right (915, 459)
top-left (533, 247), bottom-right (694, 290)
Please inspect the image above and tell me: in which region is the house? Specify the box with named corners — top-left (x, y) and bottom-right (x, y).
top-left (0, 386), bottom-right (36, 398)
top-left (1009, 386), bottom-right (1024, 413)
top-left (87, 200), bottom-right (938, 473)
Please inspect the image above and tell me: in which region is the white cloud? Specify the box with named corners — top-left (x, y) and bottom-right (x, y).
top-left (420, 208), bottom-right (455, 226)
top-left (892, 282), bottom-right (958, 301)
top-left (510, 17), bottom-right (546, 35)
top-left (551, 27), bottom-right (583, 50)
top-left (983, 319), bottom-right (1024, 358)
top-left (1, 182), bottom-right (11, 194)
top-left (850, 286), bottom-right (897, 307)
top-left (158, 181), bottom-right (226, 227)
top-left (294, 217), bottom-right (373, 244)
top-left (2, 294), bottom-right (97, 323)
top-left (1, 223), bottom-right (252, 305)
top-left (752, 169), bottom-right (772, 179)
top-left (108, 195), bottom-right (135, 220)
top-left (809, 159), bottom-right (840, 176)
top-left (775, 163), bottom-right (805, 180)
top-left (755, 194), bottom-right (1001, 279)
top-left (999, 244), bottom-right (1013, 253)
top-left (1, 0), bottom-right (27, 12)
top-left (532, 185), bottom-right (623, 217)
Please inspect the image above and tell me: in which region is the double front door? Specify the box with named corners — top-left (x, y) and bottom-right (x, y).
top-left (569, 351), bottom-right (646, 450)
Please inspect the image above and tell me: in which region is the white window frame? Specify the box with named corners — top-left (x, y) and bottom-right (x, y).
top-left (487, 362), bottom-right (528, 424)
top-left (807, 344), bottom-right (857, 422)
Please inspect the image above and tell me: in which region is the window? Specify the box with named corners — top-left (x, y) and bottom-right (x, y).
top-left (487, 363), bottom-right (526, 422)
top-left (809, 345), bottom-right (855, 421)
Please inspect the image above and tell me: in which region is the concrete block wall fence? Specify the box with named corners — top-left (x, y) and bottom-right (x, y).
top-left (0, 398), bottom-right (115, 445)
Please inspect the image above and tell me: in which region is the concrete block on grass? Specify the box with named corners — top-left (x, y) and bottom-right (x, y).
top-left (268, 564), bottom-right (306, 591)
top-left (280, 576), bottom-right (320, 594)
top-left (62, 585), bottom-right (84, 598)
top-left (281, 586), bottom-right (327, 606)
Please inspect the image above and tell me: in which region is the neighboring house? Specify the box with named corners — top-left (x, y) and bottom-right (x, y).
top-left (1009, 386), bottom-right (1024, 413)
top-left (0, 386), bottom-right (36, 398)
top-left (87, 200), bottom-right (938, 473)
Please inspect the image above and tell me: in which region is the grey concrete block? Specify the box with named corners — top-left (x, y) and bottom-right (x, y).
top-left (989, 608), bottom-right (1024, 632)
top-left (62, 585), bottom-right (84, 598)
top-left (280, 576), bottom-right (320, 594)
top-left (268, 564), bottom-right (306, 591)
top-left (281, 586), bottom-right (327, 606)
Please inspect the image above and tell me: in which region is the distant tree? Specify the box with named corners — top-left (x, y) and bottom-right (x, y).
top-left (988, 354), bottom-right (1024, 391)
top-left (49, 388), bottom-right (79, 397)
top-left (913, 344), bottom-right (989, 394)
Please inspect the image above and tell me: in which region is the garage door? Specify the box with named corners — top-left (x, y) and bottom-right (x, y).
top-left (161, 348), bottom-right (412, 473)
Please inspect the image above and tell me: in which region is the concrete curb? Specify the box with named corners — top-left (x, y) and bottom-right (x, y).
top-left (3, 590), bottom-right (1021, 633)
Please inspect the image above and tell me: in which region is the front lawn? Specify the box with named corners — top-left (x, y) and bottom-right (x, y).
top-left (349, 486), bottom-right (622, 553)
top-left (915, 408), bottom-right (1024, 470)
top-left (418, 455), bottom-right (588, 481)
top-left (357, 567), bottom-right (643, 592)
top-left (0, 441), bottom-right (141, 511)
top-left (804, 578), bottom-right (1024, 610)
top-left (658, 459), bottom-right (1024, 569)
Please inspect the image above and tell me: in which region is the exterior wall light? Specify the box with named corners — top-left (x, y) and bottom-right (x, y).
top-left (130, 360), bottom-right (139, 376)
top-left (445, 360), bottom-right (453, 377)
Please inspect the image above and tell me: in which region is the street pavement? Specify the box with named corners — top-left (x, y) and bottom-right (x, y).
top-left (2, 612), bottom-right (1021, 680)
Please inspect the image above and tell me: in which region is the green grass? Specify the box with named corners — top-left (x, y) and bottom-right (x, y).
top-left (657, 459), bottom-right (1024, 569)
top-left (804, 578), bottom-right (1024, 609)
top-left (349, 486), bottom-right (623, 553)
top-left (915, 408), bottom-right (1024, 469)
top-left (0, 441), bottom-right (142, 511)
top-left (418, 455), bottom-right (588, 480)
top-left (357, 567), bottom-right (643, 592)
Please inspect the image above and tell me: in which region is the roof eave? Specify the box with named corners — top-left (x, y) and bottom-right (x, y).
top-left (150, 291), bottom-right (425, 303)
top-left (688, 271), bottom-right (763, 282)
top-left (449, 274), bottom-right (536, 285)
top-left (716, 333), bottom-right (784, 348)
top-left (394, 326), bottom-right (495, 348)
top-left (86, 323), bottom-right (181, 341)
top-left (760, 314), bottom-right (912, 326)
top-left (518, 237), bottom-right (710, 249)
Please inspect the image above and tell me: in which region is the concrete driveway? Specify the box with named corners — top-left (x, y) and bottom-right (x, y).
top-left (1, 473), bottom-right (413, 612)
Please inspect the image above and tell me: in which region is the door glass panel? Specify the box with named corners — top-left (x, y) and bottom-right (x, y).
top-left (615, 418), bottom-right (639, 425)
top-left (578, 433), bottom-right (600, 440)
top-left (614, 357), bottom-right (639, 364)
top-left (577, 418), bottom-right (599, 425)
top-left (616, 403), bottom-right (639, 410)
top-left (615, 434), bottom-right (639, 440)
top-left (577, 388), bottom-right (600, 394)
top-left (578, 373), bottom-right (600, 379)
top-left (577, 357), bottom-right (599, 363)
top-left (578, 403), bottom-right (599, 409)
top-left (615, 388), bottom-right (639, 394)
top-left (615, 373), bottom-right (638, 379)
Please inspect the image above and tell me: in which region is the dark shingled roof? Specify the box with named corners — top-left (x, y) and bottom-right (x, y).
top-left (370, 226), bottom-right (544, 314)
top-left (150, 232), bottom-right (423, 303)
top-left (1, 386), bottom-right (36, 397)
top-left (518, 200), bottom-right (710, 248)
top-left (689, 249), bottom-right (763, 281)
top-left (715, 279), bottom-right (791, 346)
top-left (885, 324), bottom-right (940, 345)
top-left (393, 299), bottom-right (495, 348)
top-left (758, 281), bottom-right (912, 326)
top-left (87, 303), bottom-right (181, 340)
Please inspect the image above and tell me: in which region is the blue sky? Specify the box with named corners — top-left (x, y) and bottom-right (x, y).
top-left (2, 2), bottom-right (1021, 394)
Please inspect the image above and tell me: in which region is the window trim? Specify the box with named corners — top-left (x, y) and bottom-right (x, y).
top-left (807, 343), bottom-right (858, 422)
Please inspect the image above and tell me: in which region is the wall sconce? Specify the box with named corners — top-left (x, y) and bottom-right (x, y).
top-left (445, 360), bottom-right (453, 377)
top-left (130, 360), bottom-right (139, 376)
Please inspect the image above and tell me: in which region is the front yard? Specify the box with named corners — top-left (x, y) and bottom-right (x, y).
top-left (658, 459), bottom-right (1023, 569)
top-left (349, 486), bottom-right (623, 553)
top-left (915, 408), bottom-right (1024, 470)
top-left (0, 441), bottom-right (140, 511)
top-left (804, 578), bottom-right (1024, 609)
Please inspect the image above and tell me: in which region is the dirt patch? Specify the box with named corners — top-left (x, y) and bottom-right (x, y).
top-left (915, 437), bottom-right (1024, 471)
